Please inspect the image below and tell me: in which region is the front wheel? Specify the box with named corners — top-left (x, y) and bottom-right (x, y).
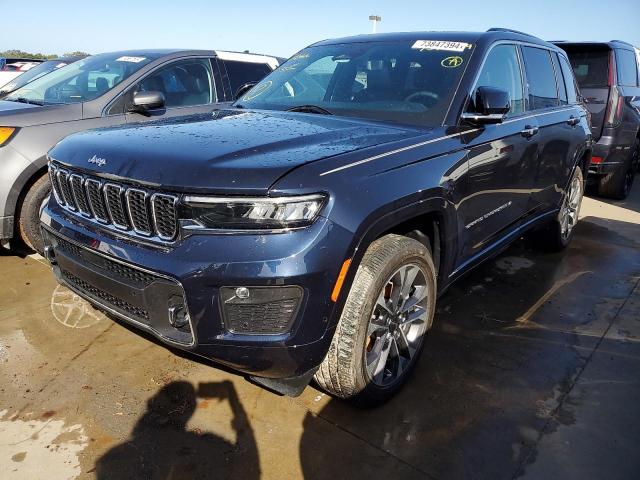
top-left (18, 173), bottom-right (51, 255)
top-left (314, 234), bottom-right (437, 407)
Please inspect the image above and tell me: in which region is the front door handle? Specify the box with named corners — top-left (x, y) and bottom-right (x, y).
top-left (567, 116), bottom-right (580, 126)
top-left (521, 125), bottom-right (539, 138)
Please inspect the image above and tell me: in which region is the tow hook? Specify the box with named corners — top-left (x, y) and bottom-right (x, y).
top-left (43, 245), bottom-right (57, 265)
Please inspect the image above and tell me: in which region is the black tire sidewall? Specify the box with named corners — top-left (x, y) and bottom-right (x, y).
top-left (18, 174), bottom-right (51, 254)
top-left (351, 238), bottom-right (436, 405)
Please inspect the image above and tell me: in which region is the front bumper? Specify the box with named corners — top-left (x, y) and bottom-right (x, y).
top-left (41, 201), bottom-right (355, 386)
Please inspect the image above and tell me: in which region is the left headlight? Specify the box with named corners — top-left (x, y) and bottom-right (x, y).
top-left (183, 193), bottom-right (327, 230)
top-left (0, 127), bottom-right (17, 147)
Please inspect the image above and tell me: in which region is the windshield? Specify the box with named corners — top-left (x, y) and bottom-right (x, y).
top-left (236, 40), bottom-right (475, 126)
top-left (0, 60), bottom-right (73, 94)
top-left (4, 53), bottom-right (156, 105)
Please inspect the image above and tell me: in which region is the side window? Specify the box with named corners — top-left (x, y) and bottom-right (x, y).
top-left (552, 53), bottom-right (568, 105)
top-left (134, 58), bottom-right (215, 109)
top-left (521, 46), bottom-right (559, 110)
top-left (558, 55), bottom-right (579, 104)
top-left (616, 49), bottom-right (639, 87)
top-left (222, 60), bottom-right (273, 98)
top-left (473, 44), bottom-right (525, 116)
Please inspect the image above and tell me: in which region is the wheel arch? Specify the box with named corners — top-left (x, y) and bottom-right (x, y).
top-left (340, 197), bottom-right (457, 305)
top-left (6, 156), bottom-right (49, 237)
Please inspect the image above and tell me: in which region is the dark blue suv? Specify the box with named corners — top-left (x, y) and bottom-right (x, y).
top-left (42, 29), bottom-right (592, 405)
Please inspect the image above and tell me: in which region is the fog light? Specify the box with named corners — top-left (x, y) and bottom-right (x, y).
top-left (168, 305), bottom-right (189, 328)
top-left (220, 286), bottom-right (303, 335)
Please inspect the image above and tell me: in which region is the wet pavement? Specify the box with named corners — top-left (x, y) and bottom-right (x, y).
top-left (1, 185), bottom-right (639, 480)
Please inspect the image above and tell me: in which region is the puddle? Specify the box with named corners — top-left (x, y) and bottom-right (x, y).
top-left (50, 286), bottom-right (106, 329)
top-left (0, 409), bottom-right (88, 479)
top-left (494, 256), bottom-right (535, 274)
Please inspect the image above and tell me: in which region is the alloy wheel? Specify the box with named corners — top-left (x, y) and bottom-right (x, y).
top-left (365, 264), bottom-right (430, 387)
top-left (560, 175), bottom-right (583, 240)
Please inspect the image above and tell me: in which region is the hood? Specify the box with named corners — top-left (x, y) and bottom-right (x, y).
top-left (49, 109), bottom-right (423, 194)
top-left (0, 100), bottom-right (82, 127)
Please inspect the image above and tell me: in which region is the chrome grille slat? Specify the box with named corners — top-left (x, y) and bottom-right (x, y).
top-left (47, 164), bottom-right (179, 242)
top-left (57, 170), bottom-right (77, 210)
top-left (85, 179), bottom-right (109, 223)
top-left (48, 165), bottom-right (64, 205)
top-left (152, 194), bottom-right (179, 240)
top-left (126, 189), bottom-right (152, 236)
top-left (69, 174), bottom-right (91, 216)
top-left (104, 183), bottom-right (130, 230)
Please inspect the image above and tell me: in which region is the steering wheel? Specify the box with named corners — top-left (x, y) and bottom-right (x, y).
top-left (404, 91), bottom-right (438, 108)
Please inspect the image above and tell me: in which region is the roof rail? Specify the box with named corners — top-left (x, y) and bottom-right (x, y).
top-left (487, 27), bottom-right (537, 38)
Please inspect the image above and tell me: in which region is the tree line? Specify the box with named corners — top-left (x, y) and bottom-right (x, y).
top-left (0, 49), bottom-right (90, 59)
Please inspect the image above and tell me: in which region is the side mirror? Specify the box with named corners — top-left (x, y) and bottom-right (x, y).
top-left (130, 91), bottom-right (165, 114)
top-left (235, 82), bottom-right (257, 100)
top-left (461, 86), bottom-right (511, 125)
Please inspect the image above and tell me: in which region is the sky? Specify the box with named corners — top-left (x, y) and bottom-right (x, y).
top-left (2, 0), bottom-right (639, 58)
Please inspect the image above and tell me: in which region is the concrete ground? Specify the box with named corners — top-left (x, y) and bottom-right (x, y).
top-left (1, 183), bottom-right (639, 480)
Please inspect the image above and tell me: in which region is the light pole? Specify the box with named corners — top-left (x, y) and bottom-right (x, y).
top-left (369, 15), bottom-right (381, 34)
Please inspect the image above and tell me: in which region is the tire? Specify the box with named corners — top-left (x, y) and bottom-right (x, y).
top-left (531, 166), bottom-right (584, 252)
top-left (314, 234), bottom-right (437, 407)
top-left (18, 173), bottom-right (51, 255)
top-left (597, 139), bottom-right (638, 199)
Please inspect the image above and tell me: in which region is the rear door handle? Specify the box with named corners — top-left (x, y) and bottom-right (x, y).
top-left (520, 125), bottom-right (539, 138)
top-left (567, 116), bottom-right (580, 126)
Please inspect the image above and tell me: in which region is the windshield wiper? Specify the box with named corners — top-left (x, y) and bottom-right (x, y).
top-left (9, 97), bottom-right (44, 106)
top-left (286, 104), bottom-right (333, 115)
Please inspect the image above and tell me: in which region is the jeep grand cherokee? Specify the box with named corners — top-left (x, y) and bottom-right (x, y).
top-left (41, 29), bottom-right (591, 405)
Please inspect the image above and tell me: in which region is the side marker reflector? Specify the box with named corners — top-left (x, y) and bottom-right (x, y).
top-left (331, 259), bottom-right (352, 302)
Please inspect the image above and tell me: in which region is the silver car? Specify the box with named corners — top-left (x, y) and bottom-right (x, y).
top-left (0, 49), bottom-right (281, 253)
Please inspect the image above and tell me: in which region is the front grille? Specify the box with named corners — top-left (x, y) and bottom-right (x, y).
top-left (85, 179), bottom-right (109, 222)
top-left (54, 235), bottom-right (157, 286)
top-left (152, 194), bottom-right (178, 240)
top-left (104, 183), bottom-right (129, 229)
top-left (57, 170), bottom-right (76, 210)
top-left (70, 174), bottom-right (91, 216)
top-left (127, 189), bottom-right (152, 235)
top-left (49, 163), bottom-right (179, 241)
top-left (62, 270), bottom-right (150, 320)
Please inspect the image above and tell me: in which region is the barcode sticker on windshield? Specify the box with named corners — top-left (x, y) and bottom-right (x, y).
top-left (116, 56), bottom-right (146, 63)
top-left (412, 40), bottom-right (473, 52)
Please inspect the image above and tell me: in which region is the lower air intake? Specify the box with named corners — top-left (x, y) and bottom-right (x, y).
top-left (219, 286), bottom-right (303, 335)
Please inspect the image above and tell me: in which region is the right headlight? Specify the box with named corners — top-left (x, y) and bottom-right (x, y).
top-left (183, 193), bottom-right (327, 230)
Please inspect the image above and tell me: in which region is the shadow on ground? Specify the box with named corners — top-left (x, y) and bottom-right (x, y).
top-left (94, 380), bottom-right (260, 480)
top-left (299, 217), bottom-right (640, 480)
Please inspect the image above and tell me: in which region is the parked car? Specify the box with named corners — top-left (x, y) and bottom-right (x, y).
top-left (554, 40), bottom-right (640, 199)
top-left (42, 29), bottom-right (591, 405)
top-left (0, 49), bottom-right (281, 253)
top-left (0, 56), bottom-right (86, 98)
top-left (0, 58), bottom-right (43, 88)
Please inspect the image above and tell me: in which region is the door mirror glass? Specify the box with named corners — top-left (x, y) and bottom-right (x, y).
top-left (130, 90), bottom-right (165, 113)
